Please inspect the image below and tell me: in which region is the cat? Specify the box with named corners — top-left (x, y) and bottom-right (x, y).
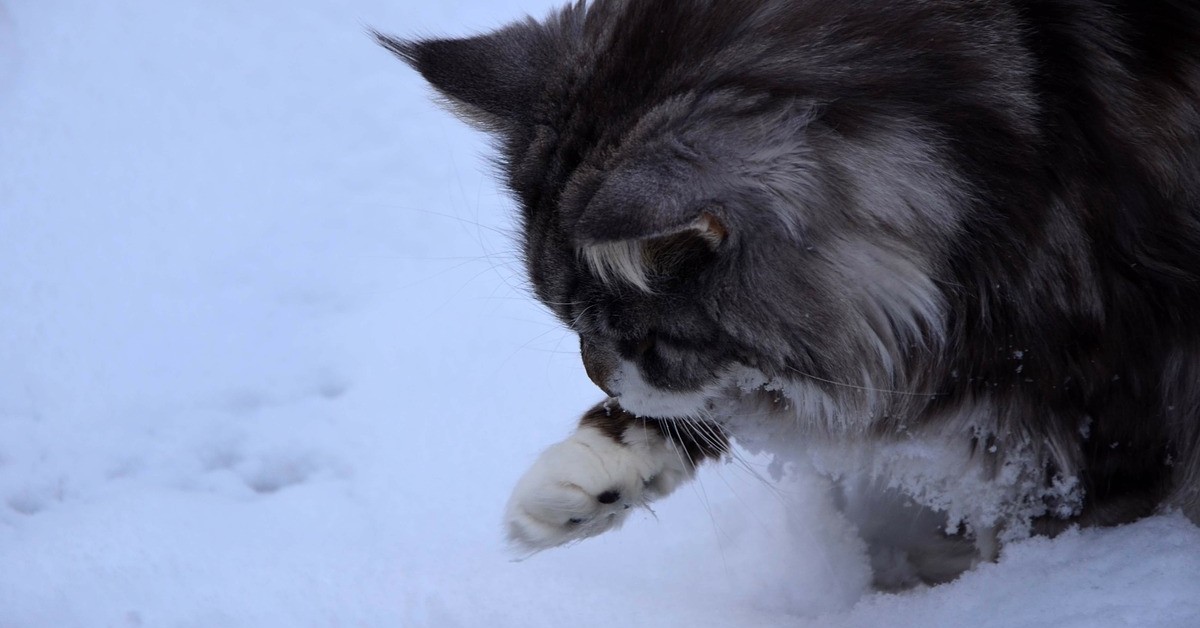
top-left (379, 0), bottom-right (1200, 586)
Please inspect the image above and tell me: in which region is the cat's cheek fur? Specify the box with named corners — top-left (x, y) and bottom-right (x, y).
top-left (504, 423), bottom-right (693, 552)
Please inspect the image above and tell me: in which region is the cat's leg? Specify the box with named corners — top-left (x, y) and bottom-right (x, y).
top-left (834, 477), bottom-right (980, 590)
top-left (504, 402), bottom-right (727, 552)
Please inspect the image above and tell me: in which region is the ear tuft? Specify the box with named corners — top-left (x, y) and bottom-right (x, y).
top-left (577, 211), bottom-right (726, 291)
top-left (694, 212), bottom-right (728, 247)
top-left (372, 30), bottom-right (419, 66)
top-left (373, 23), bottom-right (549, 128)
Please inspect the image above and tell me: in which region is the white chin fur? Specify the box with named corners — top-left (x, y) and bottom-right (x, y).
top-left (504, 425), bottom-right (692, 552)
top-left (608, 360), bottom-right (712, 418)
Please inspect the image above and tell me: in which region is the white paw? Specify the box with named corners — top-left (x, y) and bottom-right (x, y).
top-left (504, 424), bottom-right (692, 552)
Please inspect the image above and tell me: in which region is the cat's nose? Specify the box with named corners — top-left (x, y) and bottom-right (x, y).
top-left (580, 337), bottom-right (617, 396)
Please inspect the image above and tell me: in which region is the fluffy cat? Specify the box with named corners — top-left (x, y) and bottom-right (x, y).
top-left (379, 0), bottom-right (1200, 586)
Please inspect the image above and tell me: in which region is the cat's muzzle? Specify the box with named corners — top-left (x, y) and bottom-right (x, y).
top-left (580, 336), bottom-right (618, 395)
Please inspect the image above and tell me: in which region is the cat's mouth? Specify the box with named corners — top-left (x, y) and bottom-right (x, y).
top-left (579, 338), bottom-right (715, 416)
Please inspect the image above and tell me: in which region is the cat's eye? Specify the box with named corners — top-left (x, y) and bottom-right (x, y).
top-left (566, 517), bottom-right (585, 526)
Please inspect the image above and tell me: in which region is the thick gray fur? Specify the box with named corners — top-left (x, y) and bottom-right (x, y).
top-left (381, 0), bottom-right (1200, 585)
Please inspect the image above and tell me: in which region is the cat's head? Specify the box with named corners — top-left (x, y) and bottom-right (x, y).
top-left (381, 1), bottom-right (976, 422)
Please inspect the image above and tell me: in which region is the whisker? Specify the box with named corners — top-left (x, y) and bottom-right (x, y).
top-left (687, 407), bottom-right (793, 505)
top-left (668, 418), bottom-right (734, 577)
top-left (568, 303), bottom-right (598, 330)
top-left (784, 365), bottom-right (941, 397)
top-left (347, 202), bottom-right (519, 239)
top-left (496, 326), bottom-right (572, 376)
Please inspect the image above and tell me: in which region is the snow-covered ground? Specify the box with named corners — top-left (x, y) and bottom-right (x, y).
top-left (1, 1), bottom-right (1197, 626)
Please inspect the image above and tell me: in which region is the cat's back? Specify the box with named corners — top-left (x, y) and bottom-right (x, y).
top-left (1016, 0), bottom-right (1200, 315)
top-left (1016, 0), bottom-right (1200, 189)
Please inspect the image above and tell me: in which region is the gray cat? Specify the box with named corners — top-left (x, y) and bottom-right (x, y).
top-left (379, 0), bottom-right (1200, 587)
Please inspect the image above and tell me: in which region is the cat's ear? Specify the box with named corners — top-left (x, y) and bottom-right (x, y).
top-left (572, 161), bottom-right (728, 247)
top-left (374, 22), bottom-right (549, 130)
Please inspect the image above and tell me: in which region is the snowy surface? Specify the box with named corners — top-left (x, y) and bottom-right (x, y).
top-left (1, 1), bottom-right (1197, 626)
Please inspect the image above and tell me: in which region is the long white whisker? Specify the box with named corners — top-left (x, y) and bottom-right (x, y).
top-left (784, 365), bottom-right (939, 397)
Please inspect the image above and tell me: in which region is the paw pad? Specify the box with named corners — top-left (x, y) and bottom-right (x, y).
top-left (597, 490), bottom-right (620, 504)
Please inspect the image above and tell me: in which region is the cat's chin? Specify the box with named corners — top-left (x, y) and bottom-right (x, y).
top-left (612, 391), bottom-right (710, 419)
top-left (606, 361), bottom-right (714, 418)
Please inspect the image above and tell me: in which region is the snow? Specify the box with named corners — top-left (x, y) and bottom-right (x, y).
top-left (1, 1), bottom-right (1197, 626)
